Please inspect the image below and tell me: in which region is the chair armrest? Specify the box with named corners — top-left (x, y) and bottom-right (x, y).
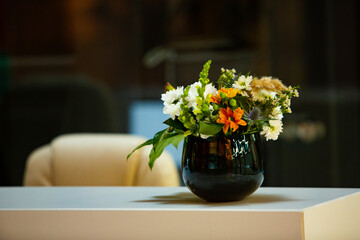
top-left (23, 145), bottom-right (53, 186)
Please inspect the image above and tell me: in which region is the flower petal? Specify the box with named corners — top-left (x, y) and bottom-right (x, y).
top-left (223, 122), bottom-right (230, 134)
top-left (230, 121), bottom-right (239, 132)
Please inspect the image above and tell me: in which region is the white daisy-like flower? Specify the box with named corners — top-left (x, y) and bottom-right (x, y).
top-left (161, 86), bottom-right (184, 105)
top-left (163, 101), bottom-right (182, 120)
top-left (261, 119), bottom-right (283, 141)
top-left (161, 86), bottom-right (183, 119)
top-left (271, 106), bottom-right (283, 120)
top-left (232, 75), bottom-right (253, 91)
top-left (204, 84), bottom-right (217, 99)
top-left (252, 89), bottom-right (277, 102)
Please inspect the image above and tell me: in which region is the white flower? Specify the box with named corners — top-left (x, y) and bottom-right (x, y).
top-left (185, 82), bottom-right (216, 109)
top-left (163, 101), bottom-right (182, 120)
top-left (252, 89), bottom-right (277, 102)
top-left (271, 106), bottom-right (283, 120)
top-left (204, 84), bottom-right (217, 99)
top-left (232, 75), bottom-right (253, 91)
top-left (285, 98), bottom-right (291, 107)
top-left (288, 86), bottom-right (299, 97)
top-left (261, 119), bottom-right (283, 141)
top-left (185, 82), bottom-right (201, 108)
top-left (161, 86), bottom-right (183, 119)
top-left (294, 89), bottom-right (299, 97)
top-left (161, 86), bottom-right (183, 104)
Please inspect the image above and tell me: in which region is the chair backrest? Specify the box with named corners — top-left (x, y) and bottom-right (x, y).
top-left (0, 75), bottom-right (119, 186)
top-left (23, 134), bottom-right (180, 186)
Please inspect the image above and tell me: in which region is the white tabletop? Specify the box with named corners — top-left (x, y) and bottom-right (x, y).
top-left (0, 187), bottom-right (359, 240)
top-left (0, 186), bottom-right (358, 211)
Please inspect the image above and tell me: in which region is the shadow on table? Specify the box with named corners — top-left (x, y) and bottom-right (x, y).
top-left (135, 191), bottom-right (298, 206)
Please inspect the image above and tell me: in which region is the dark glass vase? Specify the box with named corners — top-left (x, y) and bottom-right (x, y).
top-left (181, 133), bottom-right (264, 202)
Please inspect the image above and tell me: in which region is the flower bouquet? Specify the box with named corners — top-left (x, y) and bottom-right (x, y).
top-left (128, 60), bottom-right (299, 170)
top-left (128, 60), bottom-right (299, 201)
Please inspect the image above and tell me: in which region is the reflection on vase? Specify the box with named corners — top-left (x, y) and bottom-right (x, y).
top-left (181, 133), bottom-right (264, 202)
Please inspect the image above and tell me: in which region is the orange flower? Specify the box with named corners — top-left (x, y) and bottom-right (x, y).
top-left (210, 94), bottom-right (222, 104)
top-left (217, 107), bottom-right (247, 134)
top-left (219, 88), bottom-right (238, 98)
top-left (210, 88), bottom-right (238, 104)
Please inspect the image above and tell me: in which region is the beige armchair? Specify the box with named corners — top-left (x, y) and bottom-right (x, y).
top-left (23, 134), bottom-right (180, 186)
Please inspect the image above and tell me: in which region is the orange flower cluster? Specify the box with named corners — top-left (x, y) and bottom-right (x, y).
top-left (219, 88), bottom-right (238, 98)
top-left (210, 88), bottom-right (238, 104)
top-left (217, 107), bottom-right (247, 134)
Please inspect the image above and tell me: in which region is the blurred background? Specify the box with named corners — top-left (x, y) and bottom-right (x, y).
top-left (0, 0), bottom-right (359, 187)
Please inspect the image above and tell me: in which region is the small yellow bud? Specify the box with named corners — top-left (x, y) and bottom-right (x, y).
top-left (164, 82), bottom-right (175, 92)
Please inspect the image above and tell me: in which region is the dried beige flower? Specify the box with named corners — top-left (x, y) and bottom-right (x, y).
top-left (250, 77), bottom-right (287, 93)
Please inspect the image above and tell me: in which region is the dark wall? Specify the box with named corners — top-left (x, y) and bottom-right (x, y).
top-left (0, 0), bottom-right (359, 187)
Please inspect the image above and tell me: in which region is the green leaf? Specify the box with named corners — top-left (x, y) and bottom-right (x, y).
top-left (149, 132), bottom-right (184, 170)
top-left (151, 128), bottom-right (168, 148)
top-left (174, 128), bottom-right (185, 134)
top-left (184, 130), bottom-right (192, 136)
top-left (235, 96), bottom-right (248, 110)
top-left (127, 138), bottom-right (153, 160)
top-left (153, 128), bottom-right (168, 141)
top-left (171, 134), bottom-right (185, 148)
top-left (127, 128), bottom-right (168, 161)
top-left (199, 121), bottom-right (222, 135)
top-left (163, 118), bottom-right (184, 131)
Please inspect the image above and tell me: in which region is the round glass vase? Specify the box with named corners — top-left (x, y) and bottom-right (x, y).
top-left (181, 133), bottom-right (264, 202)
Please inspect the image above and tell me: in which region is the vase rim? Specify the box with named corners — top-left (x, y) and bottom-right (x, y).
top-left (187, 132), bottom-right (260, 140)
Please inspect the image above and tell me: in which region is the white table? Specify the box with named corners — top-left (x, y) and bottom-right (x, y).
top-left (0, 187), bottom-right (359, 240)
